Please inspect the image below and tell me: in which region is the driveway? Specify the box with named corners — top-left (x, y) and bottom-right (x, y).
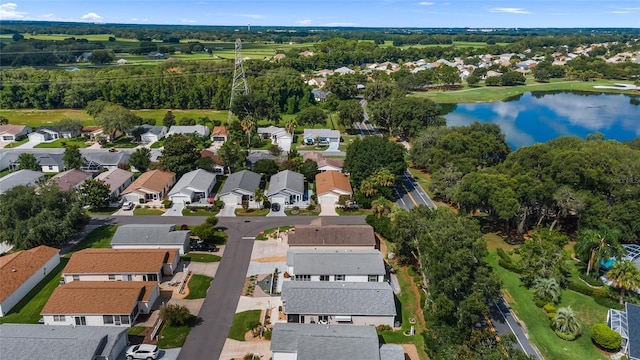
top-left (112, 207), bottom-right (134, 216)
top-left (15, 139), bottom-right (41, 149)
top-left (163, 203), bottom-right (185, 217)
top-left (118, 348), bottom-right (181, 360)
top-left (319, 200), bottom-right (339, 216)
top-left (266, 205), bottom-right (286, 217)
top-left (217, 203), bottom-right (237, 217)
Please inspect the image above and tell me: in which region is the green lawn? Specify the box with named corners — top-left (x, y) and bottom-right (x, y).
top-left (486, 251), bottom-right (608, 360)
top-left (150, 139), bottom-right (165, 148)
top-left (284, 207), bottom-right (320, 216)
top-left (0, 258), bottom-right (68, 324)
top-left (181, 253), bottom-right (221, 263)
top-left (0, 109), bottom-right (93, 128)
top-left (157, 316), bottom-right (196, 348)
top-left (67, 225), bottom-right (116, 255)
top-left (103, 136), bottom-right (138, 148)
top-left (412, 79), bottom-right (636, 103)
top-left (133, 208), bottom-right (165, 216)
top-left (127, 326), bottom-right (147, 335)
top-left (228, 310), bottom-right (261, 341)
top-left (181, 207), bottom-right (220, 216)
top-left (34, 138), bottom-right (89, 148)
top-left (235, 208), bottom-right (270, 216)
top-left (335, 207), bottom-right (371, 216)
top-left (185, 275), bottom-right (213, 299)
top-left (256, 225), bottom-right (294, 240)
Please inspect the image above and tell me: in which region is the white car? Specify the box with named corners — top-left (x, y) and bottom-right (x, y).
top-left (122, 201), bottom-right (135, 211)
top-left (126, 344), bottom-right (159, 360)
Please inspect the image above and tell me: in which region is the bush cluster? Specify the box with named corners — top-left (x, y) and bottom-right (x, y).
top-left (591, 323), bottom-right (622, 351)
top-left (497, 248), bottom-right (522, 273)
top-left (554, 330), bottom-right (578, 341)
top-left (578, 272), bottom-right (604, 287)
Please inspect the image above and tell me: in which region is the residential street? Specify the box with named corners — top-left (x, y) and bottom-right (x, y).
top-left (394, 170), bottom-right (436, 210)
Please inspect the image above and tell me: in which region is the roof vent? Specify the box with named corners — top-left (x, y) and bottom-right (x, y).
top-left (12, 269), bottom-right (17, 272)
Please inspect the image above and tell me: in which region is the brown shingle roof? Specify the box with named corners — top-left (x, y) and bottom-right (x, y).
top-left (200, 150), bottom-right (224, 166)
top-left (0, 246), bottom-right (59, 303)
top-left (41, 281), bottom-right (157, 315)
top-left (303, 152), bottom-right (344, 169)
top-left (0, 124), bottom-right (28, 136)
top-left (122, 170), bottom-right (175, 194)
top-left (95, 168), bottom-right (134, 193)
top-left (212, 126), bottom-right (229, 136)
top-left (64, 249), bottom-right (176, 275)
top-left (289, 222), bottom-right (375, 247)
top-left (51, 169), bottom-right (92, 191)
top-left (315, 171), bottom-right (352, 196)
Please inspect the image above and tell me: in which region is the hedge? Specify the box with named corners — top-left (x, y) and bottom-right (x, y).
top-left (499, 258), bottom-right (522, 273)
top-left (591, 323), bottom-right (622, 351)
top-left (555, 329), bottom-right (578, 341)
top-left (579, 272), bottom-right (604, 287)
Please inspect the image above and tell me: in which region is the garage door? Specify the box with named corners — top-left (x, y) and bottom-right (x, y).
top-left (279, 139), bottom-right (292, 152)
top-left (141, 135), bottom-right (156, 143)
top-left (170, 195), bottom-right (191, 204)
top-left (319, 194), bottom-right (338, 206)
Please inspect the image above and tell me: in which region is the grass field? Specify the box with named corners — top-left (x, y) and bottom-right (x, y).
top-left (184, 274), bottom-right (213, 299)
top-left (133, 208), bottom-right (165, 216)
top-left (412, 78), bottom-right (637, 103)
top-left (67, 225), bottom-right (116, 255)
top-left (157, 315), bottom-right (196, 348)
top-left (228, 310), bottom-right (261, 341)
top-left (486, 251), bottom-right (608, 360)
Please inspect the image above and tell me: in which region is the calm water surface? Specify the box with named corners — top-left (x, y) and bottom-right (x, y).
top-left (445, 92), bottom-right (640, 149)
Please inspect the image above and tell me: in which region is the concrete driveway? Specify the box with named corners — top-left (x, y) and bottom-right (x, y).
top-left (16, 139), bottom-right (41, 149)
top-left (266, 205), bottom-right (286, 217)
top-left (112, 207), bottom-right (134, 216)
top-left (217, 203), bottom-right (237, 217)
top-left (163, 203), bottom-right (185, 216)
top-left (319, 202), bottom-right (339, 216)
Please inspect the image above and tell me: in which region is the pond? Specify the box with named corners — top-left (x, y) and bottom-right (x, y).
top-left (444, 91), bottom-right (640, 149)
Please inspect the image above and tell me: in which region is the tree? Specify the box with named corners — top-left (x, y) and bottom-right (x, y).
top-left (63, 145), bottom-right (85, 169)
top-left (550, 186), bottom-right (587, 230)
top-left (252, 159), bottom-right (278, 178)
top-left (532, 277), bottom-right (561, 303)
top-left (552, 307), bottom-right (581, 337)
top-left (284, 119), bottom-right (297, 137)
top-left (607, 260), bottom-right (640, 304)
top-left (343, 136), bottom-right (406, 187)
top-left (371, 197), bottom-right (393, 218)
top-left (195, 156), bottom-right (216, 172)
top-left (17, 153), bottom-right (40, 171)
top-left (159, 134), bottom-right (200, 177)
top-left (254, 188), bottom-right (266, 208)
top-left (359, 179), bottom-right (379, 197)
top-left (191, 216), bottom-right (222, 244)
top-left (163, 110), bottom-right (176, 128)
top-left (575, 227), bottom-right (623, 277)
top-left (296, 106), bottom-right (327, 127)
top-left (518, 228), bottom-right (569, 287)
top-left (78, 179), bottom-right (110, 208)
top-left (325, 74), bottom-right (358, 100)
top-left (218, 141), bottom-right (247, 173)
top-left (88, 49), bottom-right (114, 65)
top-left (159, 304), bottom-right (192, 326)
top-left (466, 74), bottom-right (480, 86)
top-left (298, 159), bottom-right (318, 182)
top-left (129, 147), bottom-right (151, 172)
top-left (268, 144), bottom-right (283, 156)
top-left (336, 99), bottom-right (363, 130)
top-left (533, 68), bottom-right (550, 82)
top-left (372, 168), bottom-right (396, 187)
top-left (501, 72), bottom-right (526, 86)
top-left (56, 118), bottom-right (83, 137)
top-left (240, 119), bottom-right (255, 149)
top-left (96, 104), bottom-right (141, 140)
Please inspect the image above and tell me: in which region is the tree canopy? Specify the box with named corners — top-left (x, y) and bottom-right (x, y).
top-left (159, 134), bottom-right (201, 177)
top-left (343, 136), bottom-right (406, 187)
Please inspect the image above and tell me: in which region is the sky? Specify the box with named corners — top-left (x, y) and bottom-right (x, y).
top-left (1, 0), bottom-right (639, 28)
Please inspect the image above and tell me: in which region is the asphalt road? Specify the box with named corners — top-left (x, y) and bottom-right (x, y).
top-left (394, 170), bottom-right (436, 210)
top-left (489, 297), bottom-right (543, 359)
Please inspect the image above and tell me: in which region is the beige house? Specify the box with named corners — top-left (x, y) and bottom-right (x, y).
top-left (121, 169), bottom-right (176, 203)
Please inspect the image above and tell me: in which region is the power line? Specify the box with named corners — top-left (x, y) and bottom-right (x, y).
top-left (228, 38), bottom-right (249, 121)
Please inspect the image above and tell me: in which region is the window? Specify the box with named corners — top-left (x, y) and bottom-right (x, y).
top-left (295, 275), bottom-right (311, 281)
top-left (319, 315), bottom-right (329, 323)
top-left (147, 274), bottom-right (158, 282)
top-left (121, 316), bottom-right (130, 324)
top-left (123, 274), bottom-right (132, 281)
top-left (335, 275), bottom-right (345, 281)
top-left (53, 315), bottom-right (65, 322)
top-left (319, 275), bottom-right (330, 281)
top-left (48, 165), bottom-right (53, 170)
top-left (103, 315), bottom-right (114, 324)
top-left (368, 275), bottom-right (378, 282)
top-left (108, 274), bottom-right (115, 280)
top-left (75, 316), bottom-right (86, 326)
top-left (72, 275), bottom-right (80, 281)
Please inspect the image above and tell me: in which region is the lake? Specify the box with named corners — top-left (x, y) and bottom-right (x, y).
top-left (444, 91), bottom-right (640, 149)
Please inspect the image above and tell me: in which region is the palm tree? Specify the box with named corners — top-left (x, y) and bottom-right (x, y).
top-left (240, 118), bottom-right (255, 150)
top-left (285, 119), bottom-right (297, 138)
top-left (254, 188), bottom-right (266, 208)
top-left (373, 168), bottom-right (396, 187)
top-left (532, 277), bottom-right (561, 303)
top-left (552, 307), bottom-right (581, 336)
top-left (607, 260), bottom-right (640, 304)
top-left (371, 197), bottom-right (393, 219)
top-left (360, 179), bottom-right (378, 197)
top-left (575, 227), bottom-right (623, 277)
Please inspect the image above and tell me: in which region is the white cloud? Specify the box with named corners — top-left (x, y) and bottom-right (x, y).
top-left (418, 2), bottom-right (435, 5)
top-left (39, 13), bottom-right (55, 19)
top-left (182, 19), bottom-right (196, 23)
top-left (130, 17), bottom-right (138, 21)
top-left (81, 12), bottom-right (102, 20)
top-left (296, 19), bottom-right (312, 25)
top-left (238, 13), bottom-right (265, 19)
top-left (609, 11), bottom-right (632, 14)
top-left (489, 7), bottom-right (532, 14)
top-left (0, 3), bottom-right (26, 19)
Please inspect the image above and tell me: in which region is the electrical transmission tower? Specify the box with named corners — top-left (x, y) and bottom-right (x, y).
top-left (228, 38), bottom-right (249, 121)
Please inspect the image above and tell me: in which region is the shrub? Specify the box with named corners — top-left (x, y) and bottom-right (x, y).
top-left (263, 329), bottom-right (272, 340)
top-left (534, 297), bottom-right (548, 308)
top-left (547, 312), bottom-right (556, 321)
top-left (162, 200), bottom-right (172, 209)
top-left (306, 204), bottom-right (315, 211)
top-left (591, 323), bottom-right (622, 351)
top-left (567, 278), bottom-right (595, 297)
top-left (499, 258), bottom-right (522, 273)
top-left (159, 304), bottom-right (191, 326)
top-left (376, 324), bottom-right (392, 331)
top-left (554, 330), bottom-right (578, 341)
top-left (496, 248), bottom-right (512, 263)
top-left (579, 272), bottom-right (604, 287)
top-left (543, 303), bottom-right (557, 314)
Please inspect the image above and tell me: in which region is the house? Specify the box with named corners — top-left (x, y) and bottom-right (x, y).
top-left (200, 150), bottom-right (226, 174)
top-left (273, 53), bottom-right (287, 61)
top-left (111, 224), bottom-right (190, 254)
top-left (334, 66), bottom-right (355, 75)
top-left (299, 50), bottom-right (315, 57)
top-left (95, 168), bottom-right (135, 199)
top-left (77, 52), bottom-right (92, 62)
top-left (63, 248), bottom-right (179, 283)
top-left (166, 125), bottom-right (211, 138)
top-left (303, 129), bottom-right (340, 145)
top-left (218, 169), bottom-right (262, 207)
top-left (484, 70), bottom-right (502, 78)
top-left (137, 124), bottom-right (167, 143)
top-left (246, 151), bottom-right (277, 170)
top-left (268, 170), bottom-right (305, 206)
top-left (314, 69), bottom-right (334, 77)
top-left (117, 58), bottom-right (129, 65)
top-left (281, 281), bottom-right (396, 327)
top-left (257, 126), bottom-right (292, 152)
top-left (211, 126), bottom-right (229, 143)
top-left (288, 219), bottom-right (377, 250)
top-left (516, 59), bottom-right (538, 70)
top-left (304, 151), bottom-right (344, 172)
top-left (285, 249), bottom-right (386, 282)
top-left (50, 169), bottom-right (92, 191)
top-left (169, 168), bottom-right (217, 204)
top-left (0, 246), bottom-right (60, 317)
top-left (315, 171), bottom-right (352, 208)
top-left (121, 169), bottom-right (176, 203)
top-left (311, 89), bottom-right (330, 102)
top-left (41, 281), bottom-right (159, 327)
top-left (307, 77), bottom-right (327, 88)
top-left (0, 150), bottom-right (65, 173)
top-left (34, 152), bottom-right (65, 173)
top-left (608, 303), bottom-right (640, 359)
top-left (271, 323), bottom-right (404, 360)
top-left (80, 149), bottom-right (130, 173)
top-left (147, 52), bottom-right (164, 59)
top-left (0, 169), bottom-right (45, 195)
top-left (29, 127), bottom-right (77, 142)
top-left (0, 324), bottom-right (128, 360)
top-left (81, 125), bottom-right (103, 140)
top-left (0, 124), bottom-right (31, 141)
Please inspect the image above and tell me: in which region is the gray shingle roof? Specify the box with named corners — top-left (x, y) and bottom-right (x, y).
top-left (111, 224), bottom-right (189, 246)
top-left (628, 303), bottom-right (640, 359)
top-left (219, 170), bottom-right (261, 196)
top-left (287, 249), bottom-right (385, 276)
top-left (139, 124), bottom-right (166, 135)
top-left (268, 170), bottom-right (304, 196)
top-left (282, 281), bottom-right (396, 316)
top-left (166, 125), bottom-right (210, 137)
top-left (0, 324), bottom-right (127, 360)
top-left (270, 323), bottom-right (381, 360)
top-left (0, 169), bottom-right (44, 193)
top-left (169, 169), bottom-right (216, 196)
top-left (80, 149), bottom-right (130, 166)
top-left (379, 344), bottom-right (405, 360)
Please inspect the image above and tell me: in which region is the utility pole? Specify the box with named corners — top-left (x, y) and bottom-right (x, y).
top-left (228, 38), bottom-right (249, 121)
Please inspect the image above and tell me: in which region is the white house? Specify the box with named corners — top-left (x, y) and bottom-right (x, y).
top-left (281, 281), bottom-right (396, 327)
top-left (169, 169), bottom-right (217, 204)
top-left (110, 224), bottom-right (191, 255)
top-left (315, 171), bottom-right (353, 209)
top-left (137, 125), bottom-right (167, 143)
top-left (41, 281), bottom-right (159, 327)
top-left (0, 324), bottom-right (129, 360)
top-left (257, 126), bottom-right (293, 153)
top-left (334, 66), bottom-right (355, 75)
top-left (0, 246), bottom-right (60, 317)
top-left (0, 125), bottom-right (31, 142)
top-left (218, 170), bottom-right (262, 207)
top-left (166, 125), bottom-right (211, 138)
top-left (95, 168), bottom-right (135, 200)
top-left (285, 249), bottom-right (386, 283)
top-left (63, 248), bottom-right (179, 283)
top-left (0, 169), bottom-right (45, 195)
top-left (268, 170), bottom-right (305, 206)
top-left (28, 128), bottom-right (60, 143)
top-left (303, 129), bottom-right (340, 145)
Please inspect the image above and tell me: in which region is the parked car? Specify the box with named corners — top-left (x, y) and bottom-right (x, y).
top-left (191, 242), bottom-right (218, 252)
top-left (125, 344), bottom-right (159, 360)
top-left (271, 203), bottom-right (281, 212)
top-left (122, 201), bottom-right (135, 210)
